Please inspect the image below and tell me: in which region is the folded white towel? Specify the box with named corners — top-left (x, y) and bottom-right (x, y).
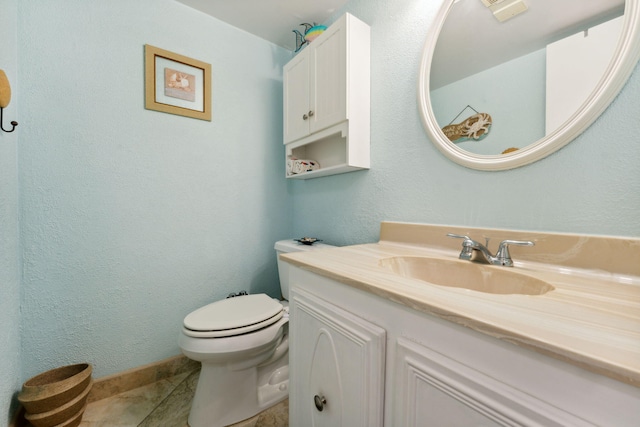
top-left (287, 158), bottom-right (320, 175)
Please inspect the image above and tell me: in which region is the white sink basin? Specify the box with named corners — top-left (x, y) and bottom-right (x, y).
top-left (379, 256), bottom-right (554, 295)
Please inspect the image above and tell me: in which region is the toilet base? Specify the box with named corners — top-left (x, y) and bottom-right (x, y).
top-left (188, 350), bottom-right (289, 427)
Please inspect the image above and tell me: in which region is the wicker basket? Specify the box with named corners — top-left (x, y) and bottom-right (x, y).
top-left (18, 363), bottom-right (92, 424)
top-left (50, 402), bottom-right (87, 427)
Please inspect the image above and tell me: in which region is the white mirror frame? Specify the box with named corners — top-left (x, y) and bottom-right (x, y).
top-left (418, 0), bottom-right (640, 171)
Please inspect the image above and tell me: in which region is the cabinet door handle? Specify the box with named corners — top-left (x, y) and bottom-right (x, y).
top-left (308, 110), bottom-right (314, 117)
top-left (302, 113), bottom-right (308, 120)
top-left (314, 394), bottom-right (327, 411)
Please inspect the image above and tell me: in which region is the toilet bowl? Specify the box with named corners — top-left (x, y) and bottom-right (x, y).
top-left (179, 239), bottom-right (334, 427)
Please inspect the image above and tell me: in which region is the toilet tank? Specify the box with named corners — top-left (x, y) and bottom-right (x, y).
top-left (274, 239), bottom-right (335, 300)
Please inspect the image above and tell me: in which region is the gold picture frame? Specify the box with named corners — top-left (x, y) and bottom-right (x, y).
top-left (144, 44), bottom-right (211, 121)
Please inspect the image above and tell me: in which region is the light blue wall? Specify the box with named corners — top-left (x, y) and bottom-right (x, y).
top-left (292, 0), bottom-right (640, 245)
top-left (17, 0), bottom-right (293, 383)
top-left (4, 0), bottom-right (640, 423)
top-left (431, 49), bottom-right (546, 155)
top-left (0, 0), bottom-right (22, 423)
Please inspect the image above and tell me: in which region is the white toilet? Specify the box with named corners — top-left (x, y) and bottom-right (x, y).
top-left (179, 239), bottom-right (333, 427)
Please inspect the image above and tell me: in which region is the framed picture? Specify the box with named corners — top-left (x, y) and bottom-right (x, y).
top-left (144, 44), bottom-right (212, 121)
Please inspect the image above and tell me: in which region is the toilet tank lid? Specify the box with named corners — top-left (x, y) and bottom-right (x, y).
top-left (274, 239), bottom-right (335, 253)
top-left (183, 294), bottom-right (282, 332)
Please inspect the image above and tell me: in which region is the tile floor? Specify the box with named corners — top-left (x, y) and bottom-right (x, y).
top-left (78, 368), bottom-right (289, 427)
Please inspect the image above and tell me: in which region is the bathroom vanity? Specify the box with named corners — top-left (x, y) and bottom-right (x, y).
top-left (282, 222), bottom-right (640, 426)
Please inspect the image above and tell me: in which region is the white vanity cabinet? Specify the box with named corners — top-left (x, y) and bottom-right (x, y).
top-left (288, 265), bottom-right (640, 427)
top-left (289, 288), bottom-right (385, 427)
top-left (393, 338), bottom-right (588, 427)
top-left (283, 13), bottom-right (370, 179)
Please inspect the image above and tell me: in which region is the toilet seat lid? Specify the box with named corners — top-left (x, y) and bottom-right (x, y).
top-left (183, 294), bottom-right (283, 336)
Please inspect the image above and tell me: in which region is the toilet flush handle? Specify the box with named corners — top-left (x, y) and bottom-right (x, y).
top-left (314, 394), bottom-right (327, 411)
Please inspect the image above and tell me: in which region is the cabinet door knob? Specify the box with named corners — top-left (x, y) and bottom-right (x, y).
top-left (314, 394), bottom-right (327, 411)
top-left (302, 113), bottom-right (308, 120)
top-left (308, 110), bottom-right (314, 117)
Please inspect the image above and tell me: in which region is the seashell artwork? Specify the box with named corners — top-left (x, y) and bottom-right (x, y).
top-left (441, 113), bottom-right (492, 142)
top-left (164, 68), bottom-right (196, 102)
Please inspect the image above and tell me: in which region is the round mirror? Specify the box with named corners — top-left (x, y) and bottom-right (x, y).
top-left (418, 0), bottom-right (640, 170)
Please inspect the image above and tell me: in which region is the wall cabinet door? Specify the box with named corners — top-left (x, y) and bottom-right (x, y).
top-left (290, 288), bottom-right (385, 427)
top-left (308, 20), bottom-right (347, 135)
top-left (283, 50), bottom-right (311, 143)
top-left (545, 16), bottom-right (623, 133)
top-left (283, 15), bottom-right (350, 144)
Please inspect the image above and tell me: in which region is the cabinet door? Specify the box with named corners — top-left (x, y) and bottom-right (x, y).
top-left (394, 338), bottom-right (591, 427)
top-left (309, 20), bottom-right (348, 134)
top-left (545, 16), bottom-right (623, 133)
top-left (283, 49), bottom-right (311, 143)
top-left (290, 288), bottom-right (385, 427)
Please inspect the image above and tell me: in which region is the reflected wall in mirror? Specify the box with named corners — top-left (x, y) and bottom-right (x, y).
top-left (418, 0), bottom-right (640, 170)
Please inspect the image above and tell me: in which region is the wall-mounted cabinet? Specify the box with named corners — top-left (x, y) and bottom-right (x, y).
top-left (283, 13), bottom-right (370, 179)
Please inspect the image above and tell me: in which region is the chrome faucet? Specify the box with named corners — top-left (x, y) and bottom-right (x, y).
top-left (447, 233), bottom-right (534, 267)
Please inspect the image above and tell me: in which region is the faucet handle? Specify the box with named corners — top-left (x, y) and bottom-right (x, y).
top-left (446, 233), bottom-right (471, 241)
top-left (496, 240), bottom-right (534, 266)
top-left (446, 233), bottom-right (474, 260)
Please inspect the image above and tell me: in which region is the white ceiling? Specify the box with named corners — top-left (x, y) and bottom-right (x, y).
top-left (174, 0), bottom-right (625, 87)
top-left (432, 0), bottom-right (624, 88)
top-left (175, 0), bottom-right (349, 51)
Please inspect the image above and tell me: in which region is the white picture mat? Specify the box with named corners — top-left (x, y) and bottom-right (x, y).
top-left (154, 56), bottom-right (205, 112)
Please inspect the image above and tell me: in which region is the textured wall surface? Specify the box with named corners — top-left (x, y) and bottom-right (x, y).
top-left (292, 0), bottom-right (640, 246)
top-left (6, 0), bottom-right (640, 421)
top-left (0, 0), bottom-right (22, 423)
top-left (18, 0), bottom-right (293, 381)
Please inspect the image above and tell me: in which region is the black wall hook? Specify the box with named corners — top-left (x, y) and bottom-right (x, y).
top-left (0, 107), bottom-right (18, 133)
